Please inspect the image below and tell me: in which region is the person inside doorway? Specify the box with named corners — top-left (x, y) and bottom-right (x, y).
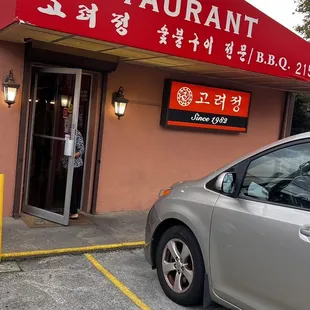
top-left (62, 119), bottom-right (85, 220)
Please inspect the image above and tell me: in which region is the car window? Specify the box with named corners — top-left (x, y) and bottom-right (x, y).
top-left (239, 143), bottom-right (310, 210)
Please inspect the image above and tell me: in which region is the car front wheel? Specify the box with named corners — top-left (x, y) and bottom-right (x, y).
top-left (155, 225), bottom-right (205, 306)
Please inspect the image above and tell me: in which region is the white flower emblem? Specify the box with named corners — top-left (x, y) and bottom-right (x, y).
top-left (177, 87), bottom-right (193, 107)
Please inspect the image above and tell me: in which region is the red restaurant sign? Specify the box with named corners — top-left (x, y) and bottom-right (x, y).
top-left (14, 0), bottom-right (310, 83)
top-left (161, 80), bottom-right (251, 133)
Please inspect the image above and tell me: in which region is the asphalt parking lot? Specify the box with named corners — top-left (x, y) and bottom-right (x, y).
top-left (0, 249), bottom-right (227, 310)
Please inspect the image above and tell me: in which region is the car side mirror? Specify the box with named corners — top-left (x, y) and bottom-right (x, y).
top-left (215, 172), bottom-right (236, 195)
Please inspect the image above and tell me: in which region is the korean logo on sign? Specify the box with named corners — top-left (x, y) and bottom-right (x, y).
top-left (177, 87), bottom-right (193, 107)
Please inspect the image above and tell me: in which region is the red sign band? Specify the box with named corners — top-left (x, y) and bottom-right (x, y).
top-left (15, 0), bottom-right (310, 83)
top-left (161, 80), bottom-right (251, 133)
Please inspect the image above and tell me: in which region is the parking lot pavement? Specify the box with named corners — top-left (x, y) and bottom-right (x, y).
top-left (0, 250), bottom-right (228, 310)
top-left (92, 249), bottom-right (227, 310)
top-left (0, 255), bottom-right (130, 310)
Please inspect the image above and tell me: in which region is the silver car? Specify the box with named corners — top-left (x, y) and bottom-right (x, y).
top-left (145, 132), bottom-right (310, 310)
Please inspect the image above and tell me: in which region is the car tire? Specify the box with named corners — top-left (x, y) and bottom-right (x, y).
top-left (156, 225), bottom-right (206, 306)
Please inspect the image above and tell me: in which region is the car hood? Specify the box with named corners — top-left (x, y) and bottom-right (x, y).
top-left (169, 172), bottom-right (218, 189)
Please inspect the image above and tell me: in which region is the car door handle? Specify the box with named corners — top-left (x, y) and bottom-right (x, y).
top-left (299, 226), bottom-right (310, 243)
top-left (300, 228), bottom-right (310, 237)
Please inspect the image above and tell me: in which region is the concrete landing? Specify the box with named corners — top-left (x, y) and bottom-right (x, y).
top-left (2, 211), bottom-right (147, 254)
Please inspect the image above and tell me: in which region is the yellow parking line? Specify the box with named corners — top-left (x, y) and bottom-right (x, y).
top-left (1, 242), bottom-right (145, 260)
top-left (85, 253), bottom-right (151, 310)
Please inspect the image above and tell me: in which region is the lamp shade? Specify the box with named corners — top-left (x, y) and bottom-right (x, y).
top-left (112, 87), bottom-right (129, 120)
top-left (3, 70), bottom-right (20, 108)
top-left (61, 94), bottom-right (72, 107)
top-left (114, 98), bottom-right (129, 119)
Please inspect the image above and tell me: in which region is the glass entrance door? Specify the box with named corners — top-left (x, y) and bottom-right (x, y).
top-left (23, 67), bottom-right (82, 225)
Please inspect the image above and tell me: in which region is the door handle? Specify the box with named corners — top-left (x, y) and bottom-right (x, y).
top-left (64, 139), bottom-right (74, 156)
top-left (299, 226), bottom-right (310, 243)
top-left (300, 228), bottom-right (310, 237)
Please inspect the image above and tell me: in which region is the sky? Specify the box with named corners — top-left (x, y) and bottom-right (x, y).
top-left (246, 0), bottom-right (304, 35)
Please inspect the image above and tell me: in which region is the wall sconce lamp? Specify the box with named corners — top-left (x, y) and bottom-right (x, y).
top-left (3, 70), bottom-right (20, 108)
top-left (60, 94), bottom-right (72, 108)
top-left (112, 87), bottom-right (129, 120)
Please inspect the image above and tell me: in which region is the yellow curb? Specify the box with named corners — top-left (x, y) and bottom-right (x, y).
top-left (85, 254), bottom-right (151, 310)
top-left (1, 241), bottom-right (145, 260)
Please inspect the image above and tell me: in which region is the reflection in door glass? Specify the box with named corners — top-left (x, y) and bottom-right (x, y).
top-left (28, 137), bottom-right (68, 214)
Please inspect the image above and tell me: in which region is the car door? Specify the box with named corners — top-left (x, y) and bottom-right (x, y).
top-left (209, 141), bottom-right (310, 310)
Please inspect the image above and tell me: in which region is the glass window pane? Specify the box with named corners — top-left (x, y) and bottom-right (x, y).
top-left (34, 73), bottom-right (76, 138)
top-left (290, 94), bottom-right (310, 136)
top-left (240, 143), bottom-right (310, 210)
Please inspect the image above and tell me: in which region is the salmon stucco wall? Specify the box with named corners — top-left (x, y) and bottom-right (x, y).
top-left (96, 63), bottom-right (285, 213)
top-left (0, 42), bottom-right (24, 216)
